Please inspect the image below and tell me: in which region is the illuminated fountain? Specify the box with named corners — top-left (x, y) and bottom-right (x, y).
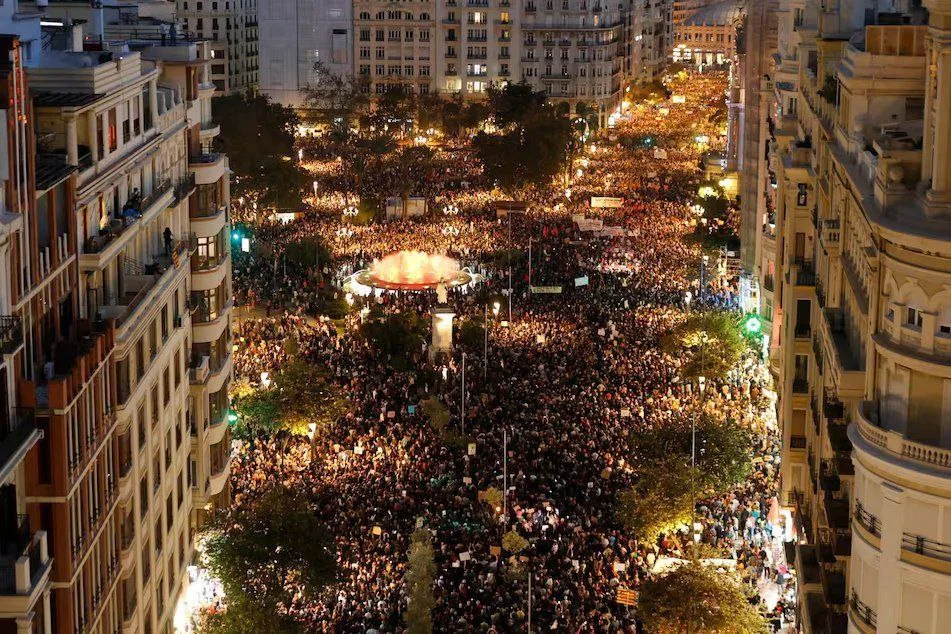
top-left (346, 250), bottom-right (478, 294)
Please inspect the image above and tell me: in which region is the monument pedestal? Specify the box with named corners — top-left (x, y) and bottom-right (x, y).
top-left (430, 306), bottom-right (455, 362)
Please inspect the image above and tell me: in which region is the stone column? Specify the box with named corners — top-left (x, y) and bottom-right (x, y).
top-left (87, 112), bottom-right (98, 165)
top-left (430, 307), bottom-right (455, 361)
top-left (65, 116), bottom-right (78, 166)
top-left (923, 0), bottom-right (951, 214)
top-left (876, 481), bottom-right (904, 633)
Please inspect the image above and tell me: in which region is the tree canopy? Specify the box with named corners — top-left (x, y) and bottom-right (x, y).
top-left (619, 413), bottom-right (752, 542)
top-left (202, 486), bottom-right (336, 632)
top-left (638, 562), bottom-right (768, 634)
top-left (232, 359), bottom-right (349, 437)
top-left (212, 92), bottom-right (308, 209)
top-left (618, 457), bottom-right (695, 544)
top-left (661, 311), bottom-right (746, 381)
top-left (358, 311), bottom-right (425, 368)
top-left (472, 83), bottom-right (574, 192)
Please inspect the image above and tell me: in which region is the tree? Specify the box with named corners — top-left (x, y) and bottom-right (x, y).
top-left (212, 92), bottom-right (307, 209)
top-left (661, 311), bottom-right (746, 382)
top-left (473, 106), bottom-right (572, 193)
top-left (618, 458), bottom-right (695, 544)
top-left (627, 413), bottom-right (753, 497)
top-left (404, 529), bottom-right (436, 634)
top-left (637, 562), bottom-right (768, 634)
top-left (203, 486), bottom-right (336, 630)
top-left (232, 360), bottom-right (349, 437)
top-left (358, 311), bottom-right (425, 369)
top-left (301, 62), bottom-right (370, 126)
top-left (502, 530), bottom-right (529, 554)
top-left (458, 319), bottom-right (486, 352)
top-left (486, 81), bottom-right (547, 128)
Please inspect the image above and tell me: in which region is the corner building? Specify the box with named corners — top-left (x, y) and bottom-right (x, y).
top-left (0, 12), bottom-right (234, 631)
top-left (755, 0), bottom-right (951, 631)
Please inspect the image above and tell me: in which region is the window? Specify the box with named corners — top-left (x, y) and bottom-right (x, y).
top-left (941, 324), bottom-right (951, 335)
top-left (906, 307), bottom-right (923, 328)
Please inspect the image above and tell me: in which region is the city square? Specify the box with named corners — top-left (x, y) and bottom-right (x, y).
top-left (0, 0), bottom-right (948, 633)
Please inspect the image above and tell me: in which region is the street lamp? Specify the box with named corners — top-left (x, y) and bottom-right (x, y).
top-left (312, 180), bottom-right (319, 197)
top-left (343, 205), bottom-right (358, 221)
top-left (442, 203), bottom-right (459, 216)
top-left (297, 148), bottom-right (304, 161)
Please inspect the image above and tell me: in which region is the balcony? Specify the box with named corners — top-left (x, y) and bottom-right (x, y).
top-left (175, 173), bottom-right (197, 201)
top-left (80, 180), bottom-right (175, 271)
top-left (853, 399), bottom-right (951, 470)
top-left (0, 521), bottom-right (51, 609)
top-left (0, 317), bottom-right (23, 354)
top-left (902, 533), bottom-right (951, 564)
top-left (849, 591), bottom-right (877, 633)
top-left (853, 499), bottom-right (881, 544)
top-left (821, 309), bottom-right (865, 392)
top-left (189, 355), bottom-right (210, 385)
top-left (0, 408), bottom-right (40, 484)
top-left (199, 121), bottom-right (221, 139)
top-left (207, 446), bottom-right (233, 496)
top-left (98, 235), bottom-right (196, 335)
top-left (189, 152), bottom-right (227, 186)
top-left (27, 320), bottom-right (114, 413)
top-left (794, 259), bottom-right (816, 286)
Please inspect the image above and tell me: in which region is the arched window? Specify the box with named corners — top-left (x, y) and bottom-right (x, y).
top-left (376, 11), bottom-right (385, 19)
top-left (360, 11), bottom-right (370, 19)
top-left (420, 12), bottom-right (430, 19)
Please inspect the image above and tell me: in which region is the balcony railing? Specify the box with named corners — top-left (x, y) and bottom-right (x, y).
top-left (855, 400), bottom-right (951, 469)
top-left (795, 260), bottom-right (816, 286)
top-left (0, 316), bottom-right (22, 353)
top-left (0, 517), bottom-right (46, 595)
top-left (854, 501), bottom-right (880, 536)
top-left (902, 533), bottom-right (951, 561)
top-left (175, 173), bottom-right (197, 200)
top-left (189, 152), bottom-right (222, 165)
top-left (83, 180), bottom-right (173, 254)
top-left (850, 591), bottom-right (877, 629)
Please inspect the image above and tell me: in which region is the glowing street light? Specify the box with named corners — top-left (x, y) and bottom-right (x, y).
top-left (743, 314), bottom-right (763, 335)
top-left (442, 203), bottom-right (459, 216)
top-left (312, 180), bottom-right (319, 197)
top-left (297, 148), bottom-right (304, 161)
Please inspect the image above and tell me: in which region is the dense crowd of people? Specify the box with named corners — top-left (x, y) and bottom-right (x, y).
top-left (209, 71), bottom-right (797, 632)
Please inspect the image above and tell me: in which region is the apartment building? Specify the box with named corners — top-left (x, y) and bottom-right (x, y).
top-left (259, 0), bottom-right (352, 106)
top-left (518, 0), bottom-right (630, 118)
top-left (0, 6), bottom-right (234, 631)
top-left (753, 0), bottom-right (951, 631)
top-left (0, 30), bottom-right (57, 634)
top-left (259, 0), bottom-right (670, 122)
top-left (178, 0), bottom-right (259, 93)
top-left (436, 0), bottom-right (513, 98)
top-left (671, 0), bottom-right (743, 66)
top-left (354, 0), bottom-right (438, 96)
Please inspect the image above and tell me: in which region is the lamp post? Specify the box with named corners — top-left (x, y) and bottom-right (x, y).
top-left (312, 180), bottom-right (318, 198)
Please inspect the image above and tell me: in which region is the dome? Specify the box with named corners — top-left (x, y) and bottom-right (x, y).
top-left (682, 0), bottom-right (746, 27)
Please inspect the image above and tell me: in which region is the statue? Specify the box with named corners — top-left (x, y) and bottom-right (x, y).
top-left (436, 279), bottom-right (448, 305)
